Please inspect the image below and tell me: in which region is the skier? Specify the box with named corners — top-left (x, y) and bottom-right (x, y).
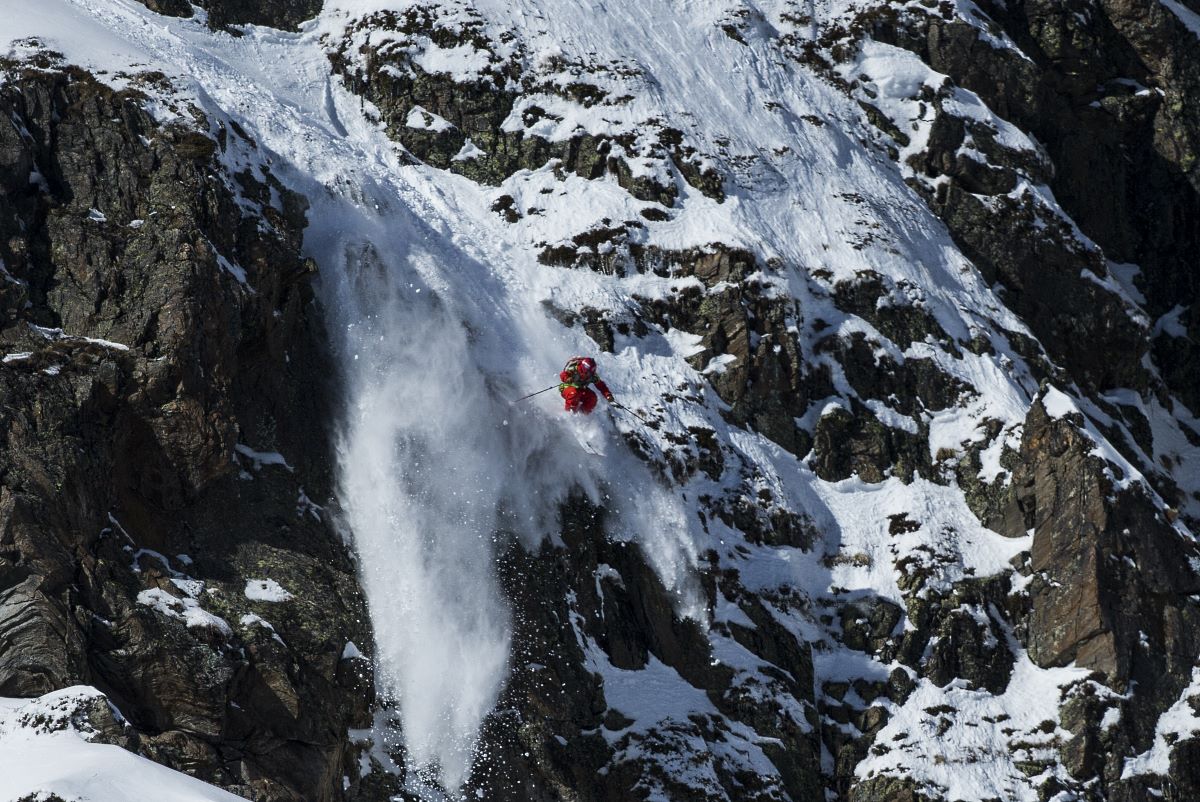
top-left (559, 356), bottom-right (614, 414)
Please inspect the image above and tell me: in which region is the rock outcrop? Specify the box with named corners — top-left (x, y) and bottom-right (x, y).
top-left (872, 0), bottom-right (1200, 405)
top-left (328, 6), bottom-right (722, 204)
top-left (134, 0), bottom-right (323, 31)
top-left (0, 63), bottom-right (370, 801)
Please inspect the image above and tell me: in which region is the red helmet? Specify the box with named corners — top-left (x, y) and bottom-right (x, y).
top-left (571, 356), bottom-right (596, 379)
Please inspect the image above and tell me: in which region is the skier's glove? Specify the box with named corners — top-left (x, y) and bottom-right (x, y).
top-left (604, 392), bottom-right (615, 402)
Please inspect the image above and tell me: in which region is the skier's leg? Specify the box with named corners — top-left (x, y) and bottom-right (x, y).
top-left (580, 388), bottom-right (598, 414)
top-left (562, 386), bottom-right (581, 412)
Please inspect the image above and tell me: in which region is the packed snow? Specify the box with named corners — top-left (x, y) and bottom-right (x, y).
top-left (0, 687), bottom-right (246, 802)
top-left (244, 578), bottom-right (295, 602)
top-left (857, 647), bottom-right (1094, 802)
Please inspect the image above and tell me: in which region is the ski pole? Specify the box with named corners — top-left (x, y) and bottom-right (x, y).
top-left (612, 402), bottom-right (653, 426)
top-left (512, 384), bottom-right (558, 403)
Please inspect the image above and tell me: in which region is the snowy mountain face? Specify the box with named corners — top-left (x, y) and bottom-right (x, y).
top-left (2, 0), bottom-right (1199, 800)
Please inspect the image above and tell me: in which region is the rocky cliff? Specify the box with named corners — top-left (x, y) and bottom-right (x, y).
top-left (2, 1), bottom-right (1200, 801)
top-left (0, 57), bottom-right (371, 801)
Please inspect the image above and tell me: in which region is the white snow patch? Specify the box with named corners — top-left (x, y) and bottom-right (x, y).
top-left (664, 328), bottom-right (706, 359)
top-left (29, 323), bottom-right (129, 351)
top-left (1100, 705), bottom-right (1122, 732)
top-left (857, 648), bottom-right (1091, 801)
top-left (405, 105), bottom-right (454, 132)
top-left (809, 476), bottom-right (1030, 604)
top-left (713, 592), bottom-right (756, 629)
top-left (1152, 304), bottom-right (1188, 339)
top-left (234, 443), bottom-right (294, 472)
top-left (239, 613), bottom-right (286, 644)
top-left (596, 652), bottom-right (719, 740)
top-left (865, 399), bottom-right (919, 435)
top-left (1041, 385), bottom-right (1081, 419)
top-left (1123, 665), bottom-right (1200, 777)
top-left (0, 687), bottom-right (245, 802)
top-left (244, 578), bottom-right (294, 602)
top-left (452, 139), bottom-right (485, 161)
top-left (701, 352), bottom-right (738, 375)
top-left (137, 587), bottom-right (232, 637)
top-left (214, 248), bottom-right (250, 285)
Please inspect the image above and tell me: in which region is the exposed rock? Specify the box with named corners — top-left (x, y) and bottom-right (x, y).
top-left (837, 596), bottom-right (903, 655)
top-left (469, 493), bottom-right (824, 802)
top-left (628, 245), bottom-right (820, 455)
top-left (848, 776), bottom-right (930, 802)
top-left (928, 183), bottom-right (1148, 393)
top-left (327, 8), bottom-right (722, 204)
top-left (810, 402), bottom-right (928, 483)
top-left (978, 392), bottom-right (1200, 787)
top-left (999, 397), bottom-right (1200, 683)
top-left (134, 0), bottom-right (322, 31)
top-left (0, 66), bottom-right (370, 801)
top-left (0, 572), bottom-right (88, 696)
top-left (135, 0), bottom-right (194, 18)
top-left (876, 0), bottom-right (1200, 404)
top-left (831, 272), bottom-right (953, 350)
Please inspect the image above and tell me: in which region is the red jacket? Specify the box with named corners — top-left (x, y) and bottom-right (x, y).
top-left (559, 370), bottom-right (613, 401)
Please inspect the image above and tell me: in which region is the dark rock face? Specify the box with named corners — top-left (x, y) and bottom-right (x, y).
top-left (875, 0), bottom-right (1200, 404)
top-left (327, 8), bottom-right (721, 204)
top-left (630, 246), bottom-right (819, 455)
top-left (0, 66), bottom-right (370, 800)
top-left (136, 0), bottom-right (194, 19)
top-left (848, 777), bottom-right (928, 802)
top-left (204, 0), bottom-right (323, 30)
top-left (993, 397), bottom-right (1200, 785)
top-left (133, 0), bottom-right (323, 31)
top-left (470, 495), bottom-right (823, 802)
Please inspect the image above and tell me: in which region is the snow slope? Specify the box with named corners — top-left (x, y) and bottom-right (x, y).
top-left (4, 0), bottom-right (1198, 799)
top-left (0, 687), bottom-right (245, 802)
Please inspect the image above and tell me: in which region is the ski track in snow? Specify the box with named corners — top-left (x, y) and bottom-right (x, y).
top-left (5, 0), bottom-right (1197, 798)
